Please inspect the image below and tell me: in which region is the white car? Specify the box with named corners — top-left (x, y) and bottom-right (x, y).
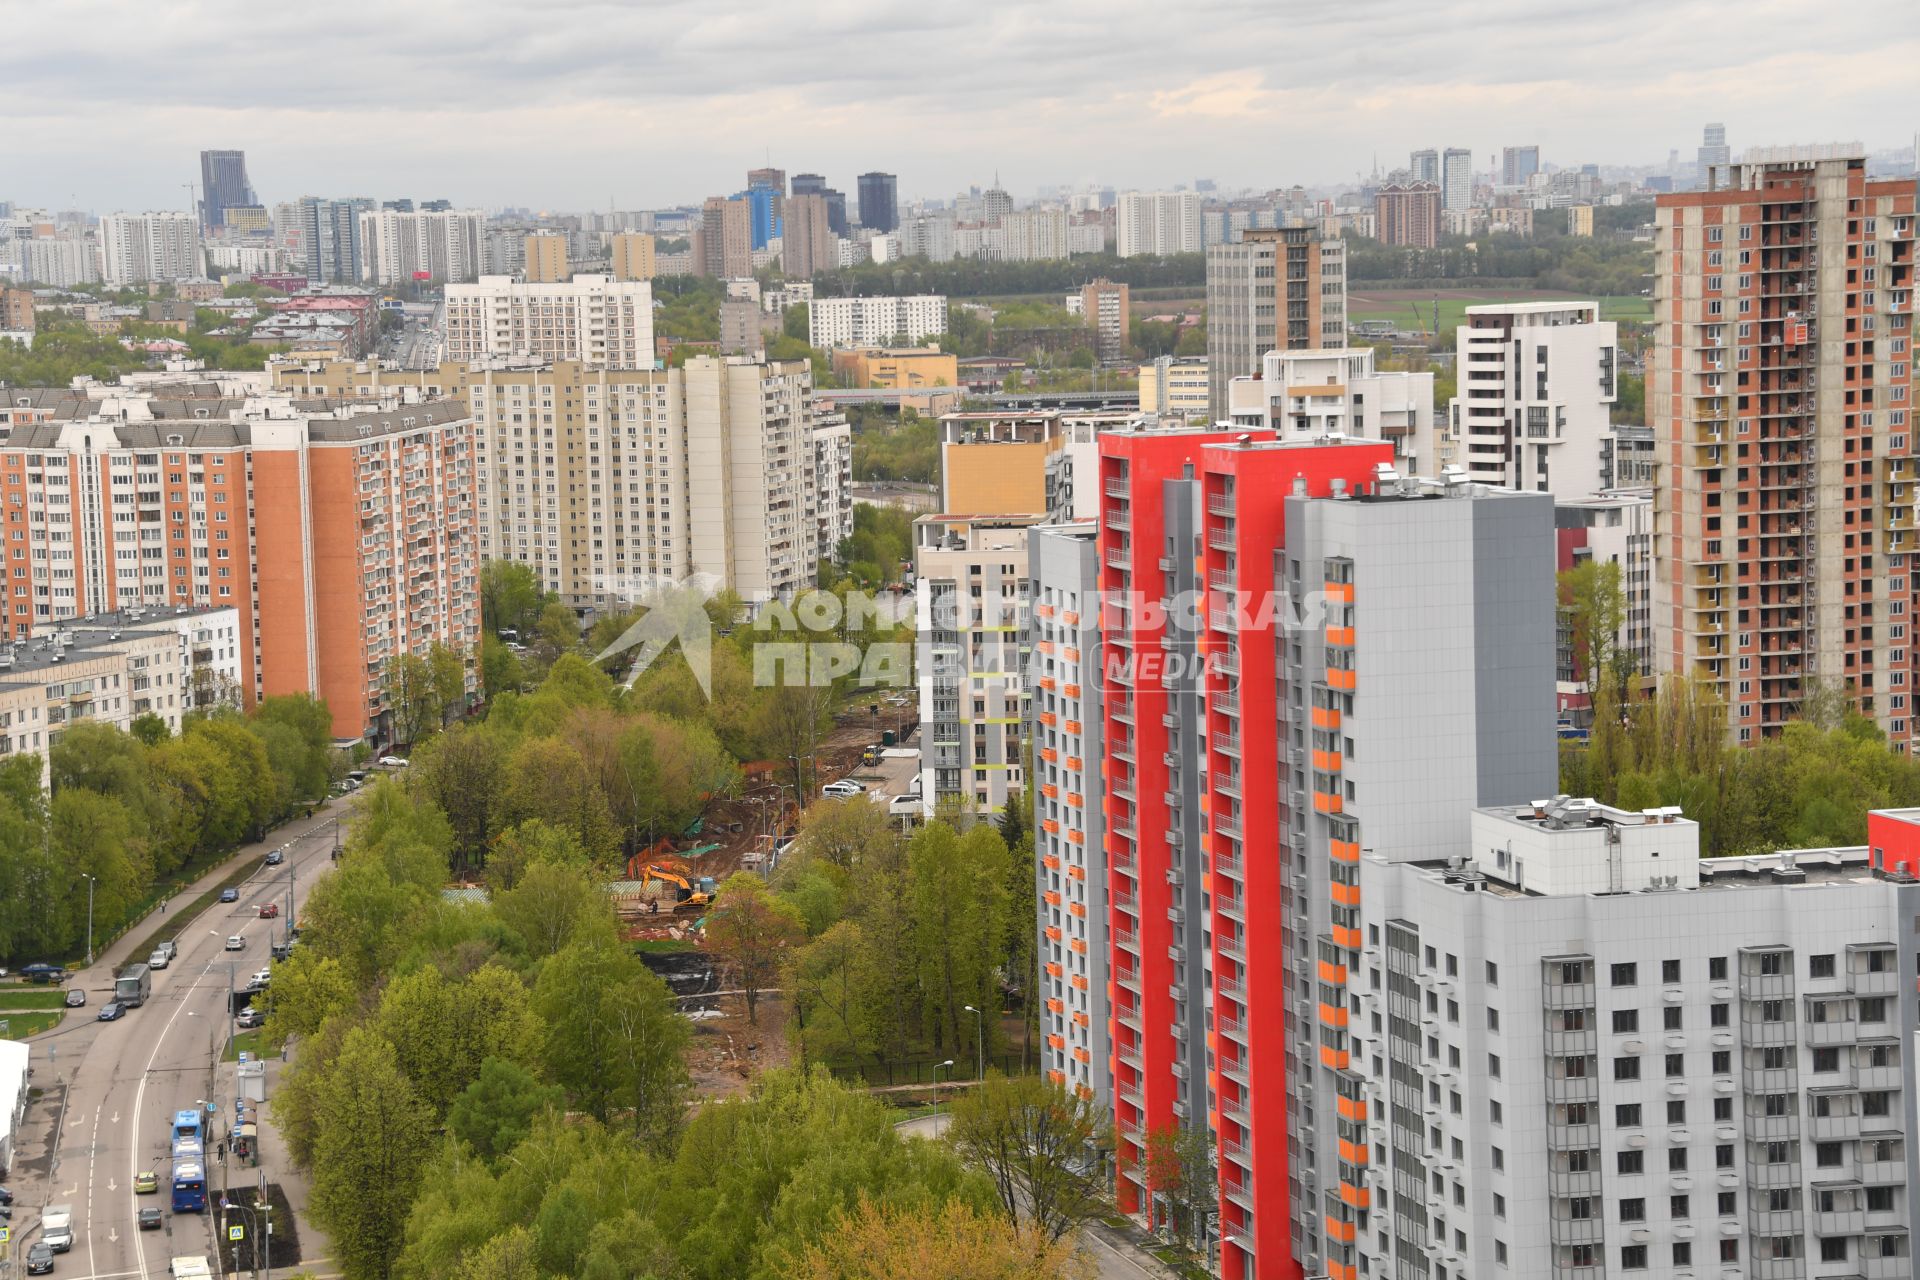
top-left (147, 950), bottom-right (170, 970)
top-left (380, 755), bottom-right (409, 768)
top-left (249, 969), bottom-right (271, 988)
top-left (224, 935), bottom-right (245, 952)
top-left (821, 780), bottom-right (864, 799)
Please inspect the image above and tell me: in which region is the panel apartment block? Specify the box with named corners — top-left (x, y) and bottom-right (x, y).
top-left (1207, 227), bottom-right (1348, 420)
top-left (442, 276), bottom-right (654, 369)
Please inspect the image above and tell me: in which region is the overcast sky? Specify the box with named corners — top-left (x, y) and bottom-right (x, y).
top-left (6, 0), bottom-right (1915, 213)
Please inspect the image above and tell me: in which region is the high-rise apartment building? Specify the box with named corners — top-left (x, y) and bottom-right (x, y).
top-left (743, 185), bottom-right (780, 252)
top-left (1652, 146), bottom-right (1916, 745)
top-left (1411, 149), bottom-right (1440, 183)
top-left (915, 514), bottom-right (1038, 815)
top-left (12, 236), bottom-right (98, 288)
top-left (1375, 180), bottom-right (1442, 248)
top-left (781, 193), bottom-right (836, 279)
top-left (1206, 226), bottom-right (1348, 419)
top-left (1228, 346), bottom-right (1442, 473)
top-left (0, 287), bottom-right (33, 335)
top-left (442, 275), bottom-right (653, 368)
top-left (808, 294), bottom-right (947, 348)
top-left (1079, 279), bottom-right (1130, 364)
top-left (298, 196), bottom-right (374, 284)
top-left (1138, 356), bottom-right (1209, 420)
top-left (99, 212), bottom-right (202, 285)
top-left (356, 207), bottom-right (484, 284)
top-left (1115, 191), bottom-right (1202, 258)
top-left (1442, 146), bottom-right (1474, 212)
top-left (1502, 144), bottom-right (1542, 187)
top-left (0, 395), bottom-right (479, 744)
top-left (271, 356), bottom-right (831, 606)
top-left (793, 174), bottom-right (849, 237)
top-left (857, 172), bottom-right (899, 233)
top-left (1027, 520), bottom-right (1107, 1104)
top-left (198, 150), bottom-right (257, 231)
top-left (1448, 301), bottom-right (1619, 495)
top-left (1698, 122), bottom-right (1731, 184)
top-left (1556, 489), bottom-right (1656, 702)
top-left (610, 232), bottom-right (656, 282)
top-left (811, 412), bottom-right (854, 562)
top-left (694, 196), bottom-right (754, 279)
top-left (522, 234), bottom-right (569, 282)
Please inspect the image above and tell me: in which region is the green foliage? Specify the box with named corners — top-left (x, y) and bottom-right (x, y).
top-left (447, 1057), bottom-right (564, 1163)
top-left (812, 253), bottom-right (1202, 300)
top-left (308, 1025), bottom-right (438, 1280)
top-left (850, 414), bottom-right (938, 484)
top-left (831, 502), bottom-right (916, 591)
top-left (702, 873), bottom-right (805, 1024)
top-left (1613, 370), bottom-right (1646, 426)
top-left (1559, 559), bottom-right (1634, 703)
top-left (782, 302), bottom-right (810, 341)
top-left (480, 561), bottom-right (549, 639)
top-left (652, 276), bottom-right (724, 341)
top-left (946, 1073), bottom-right (1112, 1241)
top-left (531, 938), bottom-right (689, 1146)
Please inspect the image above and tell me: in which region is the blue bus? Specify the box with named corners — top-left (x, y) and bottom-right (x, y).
top-left (171, 1159), bottom-right (206, 1213)
top-left (173, 1109), bottom-right (203, 1144)
top-left (171, 1135), bottom-right (203, 1163)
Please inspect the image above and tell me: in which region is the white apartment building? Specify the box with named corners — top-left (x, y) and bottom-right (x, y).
top-left (98, 213), bottom-right (202, 285)
top-left (270, 356), bottom-right (827, 607)
top-left (1227, 346), bottom-right (1442, 473)
top-left (991, 210), bottom-right (1072, 262)
top-left (915, 514), bottom-right (1038, 816)
top-left (1442, 146), bottom-right (1474, 212)
top-left (1115, 191), bottom-right (1202, 258)
top-left (11, 237), bottom-right (98, 288)
top-left (1449, 301), bottom-right (1619, 496)
top-left (1353, 799), bottom-right (1920, 1280)
top-left (808, 295), bottom-right (947, 349)
top-left (1556, 489), bottom-right (1655, 696)
top-left (442, 276), bottom-right (654, 369)
top-left (1138, 356), bottom-right (1210, 420)
top-left (356, 208), bottom-right (484, 285)
top-left (810, 413), bottom-right (854, 562)
top-left (1026, 521), bottom-right (1107, 1105)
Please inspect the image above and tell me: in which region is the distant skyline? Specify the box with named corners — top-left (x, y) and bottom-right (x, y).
top-left (4, 0), bottom-right (1915, 212)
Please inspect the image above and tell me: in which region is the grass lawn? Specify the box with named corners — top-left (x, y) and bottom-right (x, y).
top-left (1348, 288), bottom-right (1652, 343)
top-left (222, 1029), bottom-right (264, 1062)
top-left (0, 989), bottom-right (73, 1011)
top-left (0, 1010), bottom-right (64, 1038)
top-left (631, 938), bottom-right (697, 955)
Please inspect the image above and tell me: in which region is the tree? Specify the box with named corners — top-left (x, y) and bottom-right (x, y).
top-left (260, 949), bottom-right (358, 1047)
top-left (307, 1026), bottom-right (436, 1280)
top-left (499, 736), bottom-right (620, 861)
top-left (702, 873), bottom-right (805, 1025)
top-left (787, 920), bottom-right (876, 1064)
top-left (1141, 1122), bottom-right (1216, 1253)
top-left (946, 1075), bottom-right (1110, 1242)
top-left (480, 636), bottom-right (525, 698)
top-left (410, 725), bottom-right (507, 871)
top-left (786, 1197), bottom-right (1089, 1280)
top-left (430, 642), bottom-right (470, 727)
top-left (532, 939), bottom-right (689, 1147)
top-left (496, 858), bottom-right (610, 958)
top-left (385, 652), bottom-right (439, 748)
top-left (908, 823), bottom-right (1012, 1059)
top-left (1559, 559), bottom-right (1633, 703)
top-left (481, 561), bottom-right (546, 638)
top-left (371, 962), bottom-right (543, 1117)
top-left (791, 796), bottom-right (901, 874)
top-left (448, 1056), bottom-right (564, 1163)
top-left (537, 601), bottom-right (581, 656)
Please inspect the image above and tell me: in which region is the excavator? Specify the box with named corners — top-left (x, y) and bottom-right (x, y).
top-left (637, 861), bottom-right (718, 909)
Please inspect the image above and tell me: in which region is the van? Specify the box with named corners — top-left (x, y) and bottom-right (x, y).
top-left (821, 780), bottom-right (864, 799)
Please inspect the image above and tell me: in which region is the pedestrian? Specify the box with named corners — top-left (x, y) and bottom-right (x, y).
top-left (160, 896), bottom-right (166, 913)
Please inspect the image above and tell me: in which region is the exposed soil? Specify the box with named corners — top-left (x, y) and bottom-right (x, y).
top-left (215, 1180), bottom-right (303, 1272)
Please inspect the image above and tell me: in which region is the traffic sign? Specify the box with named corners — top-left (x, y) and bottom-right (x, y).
top-left (1, 1224), bottom-right (12, 1243)
top-left (228, 1225), bottom-right (245, 1241)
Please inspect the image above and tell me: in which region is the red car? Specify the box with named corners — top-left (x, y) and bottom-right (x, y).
top-left (258, 902), bottom-right (279, 919)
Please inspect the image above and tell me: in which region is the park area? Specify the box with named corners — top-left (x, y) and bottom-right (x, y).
top-left (1349, 287), bottom-right (1653, 343)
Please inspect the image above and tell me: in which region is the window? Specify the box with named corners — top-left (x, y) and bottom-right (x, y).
top-left (1569, 1197), bottom-right (1593, 1220)
top-left (1486, 961), bottom-right (1499, 986)
top-left (1612, 1009), bottom-right (1639, 1034)
top-left (1670, 1194), bottom-right (1690, 1219)
top-left (1617, 1150), bottom-right (1644, 1175)
top-left (1668, 1148), bottom-right (1688, 1171)
top-left (1710, 1003), bottom-right (1729, 1027)
top-left (1720, 1240), bottom-right (1739, 1263)
top-left (1667, 1100), bottom-right (1686, 1124)
top-left (1817, 1142), bottom-right (1844, 1168)
top-left (1712, 1050), bottom-right (1731, 1074)
top-left (1616, 1103), bottom-right (1642, 1127)
top-left (1661, 959), bottom-right (1681, 983)
top-left (1717, 1144), bottom-right (1735, 1169)
top-left (1663, 1007), bottom-right (1683, 1031)
top-left (1611, 962), bottom-right (1638, 987)
top-left (1813, 1047), bottom-right (1840, 1073)
top-left (1621, 1244), bottom-right (1647, 1270)
top-left (1709, 957), bottom-right (1728, 981)
top-left (1861, 996), bottom-right (1888, 1022)
top-left (1665, 1053), bottom-right (1684, 1078)
top-left (1672, 1242), bottom-right (1692, 1267)
top-left (1614, 1056), bottom-right (1641, 1081)
top-left (1821, 1238), bottom-right (1850, 1263)
top-left (1620, 1197), bottom-right (1645, 1222)
top-left (1810, 953), bottom-right (1836, 978)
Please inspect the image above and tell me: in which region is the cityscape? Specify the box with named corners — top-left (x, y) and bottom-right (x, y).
top-left (1, 5), bottom-right (1919, 1280)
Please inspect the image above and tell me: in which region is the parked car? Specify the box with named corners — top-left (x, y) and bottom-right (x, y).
top-left (133, 1170), bottom-right (158, 1194)
top-left (380, 755), bottom-right (409, 768)
top-left (235, 1007), bottom-right (264, 1030)
top-left (154, 940), bottom-right (178, 964)
top-left (257, 902), bottom-right (279, 919)
top-left (265, 848), bottom-right (285, 867)
top-left (224, 935), bottom-right (245, 952)
top-left (137, 1207), bottom-right (163, 1231)
top-left (821, 780), bottom-right (865, 799)
top-left (0, 1184), bottom-right (14, 1205)
top-left (270, 941), bottom-right (293, 962)
top-left (247, 969), bottom-right (271, 989)
top-left (25, 1242), bottom-right (51, 1274)
top-left (63, 988), bottom-right (85, 1008)
top-left (219, 888), bottom-right (240, 903)
top-left (19, 963), bottom-right (65, 984)
top-left (95, 1002), bottom-right (123, 1022)
top-left (147, 950), bottom-right (170, 970)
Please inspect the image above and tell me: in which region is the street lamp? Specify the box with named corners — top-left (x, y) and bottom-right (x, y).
top-left (932, 1058), bottom-right (955, 1116)
top-left (219, 1196), bottom-right (260, 1280)
top-left (80, 874), bottom-right (97, 967)
top-left (963, 1004), bottom-right (985, 1081)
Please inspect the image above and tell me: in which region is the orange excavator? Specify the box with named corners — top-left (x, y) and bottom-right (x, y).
top-left (636, 861), bottom-right (717, 908)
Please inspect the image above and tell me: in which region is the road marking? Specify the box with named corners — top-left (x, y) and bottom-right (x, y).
top-left (128, 947), bottom-right (216, 1280)
top-left (87, 1103), bottom-right (100, 1280)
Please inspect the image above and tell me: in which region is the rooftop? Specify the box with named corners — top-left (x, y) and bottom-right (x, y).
top-left (0, 605), bottom-right (234, 678)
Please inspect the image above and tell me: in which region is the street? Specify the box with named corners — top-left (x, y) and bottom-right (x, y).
top-left (9, 804), bottom-right (347, 1280)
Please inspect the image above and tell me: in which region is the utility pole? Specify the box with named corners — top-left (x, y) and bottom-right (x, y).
top-left (81, 874), bottom-right (97, 967)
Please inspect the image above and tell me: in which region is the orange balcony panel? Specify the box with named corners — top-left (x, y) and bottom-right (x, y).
top-left (1062, 610), bottom-right (1079, 625)
top-left (1336, 1095), bottom-right (1368, 1122)
top-left (1319, 1001), bottom-right (1350, 1029)
top-left (1313, 791), bottom-right (1344, 814)
top-left (1069, 938), bottom-right (1088, 954)
top-left (1041, 783), bottom-right (1060, 799)
top-left (1046, 1033), bottom-right (1066, 1050)
top-left (1044, 926), bottom-right (1062, 941)
top-left (1035, 640), bottom-right (1056, 654)
top-left (1038, 676), bottom-right (1057, 692)
top-left (1068, 902), bottom-right (1087, 918)
top-left (1039, 711), bottom-right (1058, 727)
top-left (1064, 646), bottom-right (1079, 662)
top-left (1066, 792), bottom-right (1084, 808)
top-left (1066, 756), bottom-right (1083, 771)
top-left (1324, 581), bottom-right (1354, 602)
top-left (1319, 1044), bottom-right (1350, 1069)
top-left (1062, 683), bottom-right (1081, 698)
top-left (1337, 1138), bottom-right (1368, 1165)
top-left (1047, 1069), bottom-right (1066, 1084)
top-left (1325, 625), bottom-right (1355, 647)
top-left (1040, 747), bottom-right (1059, 763)
top-left (1317, 959), bottom-right (1348, 985)
top-left (1311, 705), bottom-right (1342, 729)
top-left (1326, 667), bottom-right (1357, 691)
top-left (1043, 890), bottom-right (1062, 906)
top-left (1339, 1182), bottom-right (1371, 1209)
top-left (1067, 865), bottom-right (1086, 880)
top-left (1312, 748), bottom-right (1342, 772)
top-left (1045, 961), bottom-right (1064, 977)
top-left (1042, 818), bottom-right (1061, 834)
top-left (1330, 881), bottom-right (1361, 906)
top-left (1068, 830), bottom-right (1086, 845)
top-left (1072, 1046), bottom-right (1091, 1063)
top-left (1325, 1216), bottom-right (1357, 1244)
top-left (1331, 924), bottom-right (1363, 949)
top-left (1071, 974), bottom-right (1089, 990)
top-left (1042, 854), bottom-right (1061, 870)
top-left (1073, 1011), bottom-right (1091, 1028)
top-left (1045, 998), bottom-right (1065, 1014)
top-left (1064, 720), bottom-right (1082, 735)
top-left (1036, 603), bottom-right (1056, 618)
top-left (1329, 1263), bottom-right (1357, 1280)
top-left (1330, 839), bottom-right (1361, 863)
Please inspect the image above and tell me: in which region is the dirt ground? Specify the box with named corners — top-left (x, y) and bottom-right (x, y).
top-left (686, 991), bottom-right (795, 1099)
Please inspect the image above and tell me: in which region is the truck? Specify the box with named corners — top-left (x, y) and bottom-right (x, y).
top-left (41, 1204), bottom-right (73, 1253)
top-left (114, 962), bottom-right (151, 1008)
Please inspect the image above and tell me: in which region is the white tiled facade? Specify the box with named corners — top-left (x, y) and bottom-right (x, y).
top-left (443, 275), bottom-right (654, 369)
top-left (808, 295), bottom-right (948, 349)
top-left (98, 213), bottom-right (202, 285)
top-left (1227, 347), bottom-right (1443, 474)
top-left (1448, 302), bottom-right (1619, 496)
